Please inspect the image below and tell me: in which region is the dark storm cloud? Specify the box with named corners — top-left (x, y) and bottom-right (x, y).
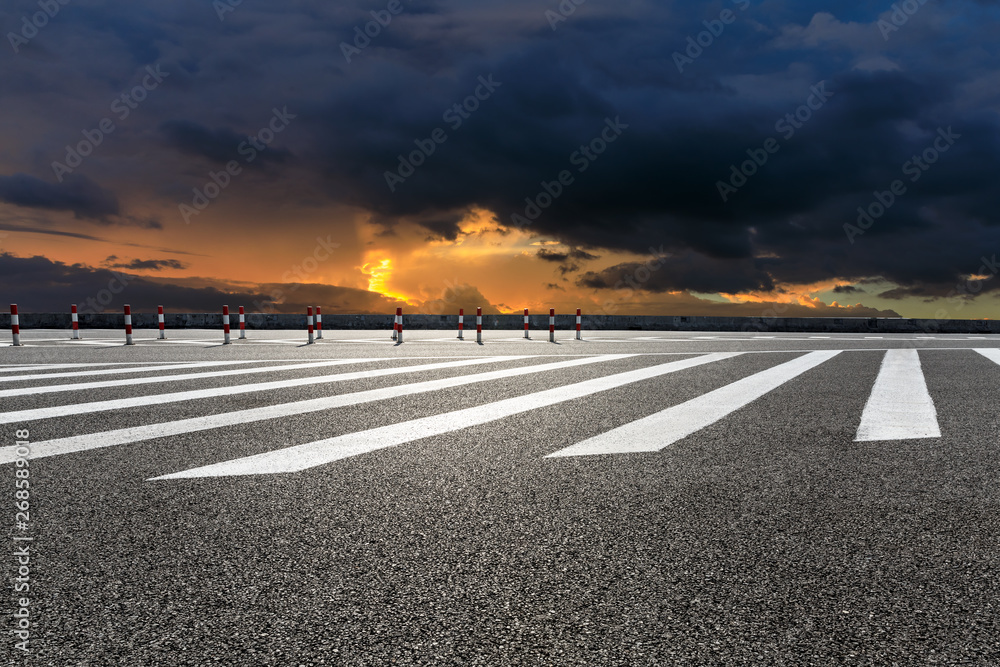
top-left (5, 0), bottom-right (1000, 306)
top-left (106, 257), bottom-right (188, 271)
top-left (0, 173), bottom-right (119, 220)
top-left (833, 284), bottom-right (864, 294)
top-left (577, 253), bottom-right (775, 295)
top-left (159, 120), bottom-right (292, 166)
top-left (295, 0), bottom-right (1000, 301)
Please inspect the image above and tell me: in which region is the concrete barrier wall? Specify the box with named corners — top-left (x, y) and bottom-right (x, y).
top-left (1, 312), bottom-right (998, 334)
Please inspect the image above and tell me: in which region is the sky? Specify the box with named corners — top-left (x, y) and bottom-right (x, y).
top-left (2, 0), bottom-right (999, 318)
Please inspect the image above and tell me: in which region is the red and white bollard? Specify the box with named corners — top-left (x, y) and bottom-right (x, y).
top-left (157, 305), bottom-right (166, 339)
top-left (222, 305), bottom-right (231, 345)
top-left (395, 307), bottom-right (403, 343)
top-left (576, 308), bottom-right (582, 340)
top-left (476, 307), bottom-right (483, 344)
top-left (70, 304), bottom-right (80, 340)
top-left (307, 306), bottom-right (314, 344)
top-left (458, 308), bottom-right (464, 340)
top-left (10, 304), bottom-right (22, 347)
top-left (238, 306), bottom-right (246, 340)
top-left (549, 308), bottom-right (555, 343)
top-left (391, 309), bottom-right (397, 341)
top-left (315, 306), bottom-right (322, 340)
top-left (124, 304), bottom-right (134, 345)
top-left (524, 308), bottom-right (530, 339)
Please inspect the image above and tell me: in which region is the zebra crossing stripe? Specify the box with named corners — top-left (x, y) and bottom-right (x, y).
top-left (854, 349), bottom-right (940, 442)
top-left (5, 355), bottom-right (637, 463)
top-left (0, 358), bottom-right (387, 398)
top-left (0, 357), bottom-right (527, 425)
top-left (547, 350), bottom-right (841, 458)
top-left (973, 348), bottom-right (1000, 366)
top-left (149, 352), bottom-right (742, 479)
top-left (0, 360), bottom-right (295, 384)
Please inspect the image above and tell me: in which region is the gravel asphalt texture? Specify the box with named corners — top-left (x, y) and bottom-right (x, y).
top-left (2, 330), bottom-right (999, 666)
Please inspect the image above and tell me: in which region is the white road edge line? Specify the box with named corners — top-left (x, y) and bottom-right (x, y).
top-left (854, 349), bottom-right (940, 442)
top-left (149, 352), bottom-right (742, 479)
top-left (548, 350), bottom-right (841, 458)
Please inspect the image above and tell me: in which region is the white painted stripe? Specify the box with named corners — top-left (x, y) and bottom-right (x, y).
top-left (0, 360), bottom-right (293, 383)
top-left (548, 350), bottom-right (841, 458)
top-left (854, 349), bottom-right (940, 442)
top-left (150, 352), bottom-right (742, 479)
top-left (974, 348), bottom-right (1000, 366)
top-left (8, 355), bottom-right (638, 463)
top-left (0, 363), bottom-right (127, 374)
top-left (0, 357), bottom-right (526, 425)
top-left (0, 359), bottom-right (383, 398)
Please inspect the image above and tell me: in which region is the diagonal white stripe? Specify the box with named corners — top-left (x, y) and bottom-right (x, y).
top-left (0, 357), bottom-right (526, 425)
top-left (974, 348), bottom-right (1000, 366)
top-left (0, 359), bottom-right (385, 398)
top-left (1, 355), bottom-right (637, 463)
top-left (0, 360), bottom-right (304, 384)
top-left (150, 352), bottom-right (743, 479)
top-left (547, 350), bottom-right (841, 457)
top-left (854, 349), bottom-right (940, 442)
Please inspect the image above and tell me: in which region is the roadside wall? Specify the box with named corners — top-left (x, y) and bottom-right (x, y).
top-left (1, 312), bottom-right (997, 334)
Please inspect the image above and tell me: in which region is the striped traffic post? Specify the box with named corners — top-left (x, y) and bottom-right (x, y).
top-left (124, 304), bottom-right (134, 345)
top-left (307, 306), bottom-right (314, 344)
top-left (549, 308), bottom-right (555, 343)
top-left (576, 308), bottom-right (582, 340)
top-left (10, 304), bottom-right (22, 347)
top-left (395, 307), bottom-right (403, 344)
top-left (222, 305), bottom-right (231, 345)
top-left (524, 308), bottom-right (530, 339)
top-left (458, 308), bottom-right (464, 340)
top-left (391, 309), bottom-right (397, 341)
top-left (70, 304), bottom-right (80, 339)
top-left (315, 306), bottom-right (322, 340)
top-left (238, 306), bottom-right (246, 340)
top-left (476, 307), bottom-right (482, 344)
top-left (157, 305), bottom-right (166, 339)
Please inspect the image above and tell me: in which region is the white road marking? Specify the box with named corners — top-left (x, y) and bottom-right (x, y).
top-left (0, 363), bottom-right (128, 374)
top-left (854, 349), bottom-right (940, 442)
top-left (0, 357), bottom-right (527, 425)
top-left (974, 348), bottom-right (1000, 366)
top-left (0, 360), bottom-right (300, 383)
top-left (150, 352), bottom-right (742, 479)
top-left (547, 350), bottom-right (841, 458)
top-left (0, 359), bottom-right (386, 398)
top-left (5, 355), bottom-right (637, 463)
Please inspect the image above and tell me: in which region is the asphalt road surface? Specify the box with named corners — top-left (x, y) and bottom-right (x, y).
top-left (2, 329), bottom-right (999, 665)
